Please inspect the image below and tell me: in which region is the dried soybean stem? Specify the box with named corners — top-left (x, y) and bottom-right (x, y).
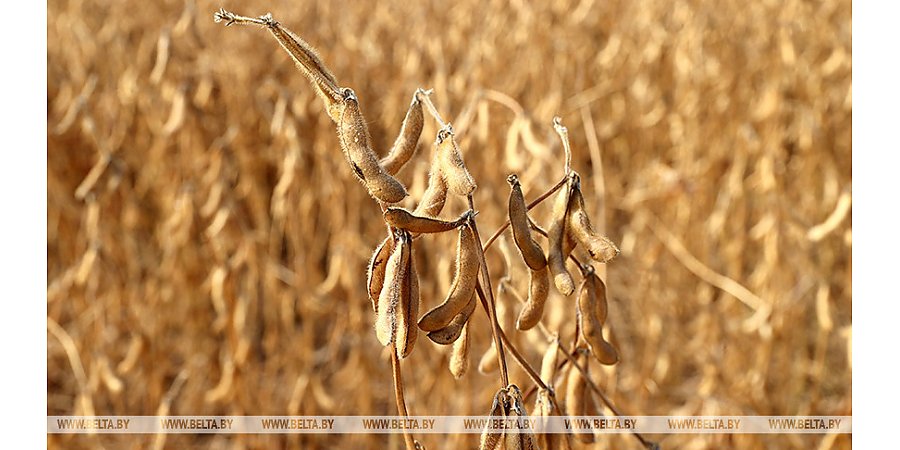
top-left (417, 89), bottom-right (446, 127)
top-left (390, 344), bottom-right (418, 450)
top-left (648, 213), bottom-right (763, 312)
top-left (467, 195), bottom-right (509, 388)
top-left (553, 117), bottom-right (572, 175)
top-left (213, 9), bottom-right (341, 100)
top-left (483, 89), bottom-right (526, 117)
top-left (475, 285), bottom-right (549, 392)
top-left (213, 9), bottom-right (268, 26)
top-left (555, 338), bottom-right (655, 450)
top-left (482, 175), bottom-right (569, 252)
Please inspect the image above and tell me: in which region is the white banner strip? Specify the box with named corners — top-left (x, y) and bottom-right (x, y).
top-left (47, 415), bottom-right (851, 435)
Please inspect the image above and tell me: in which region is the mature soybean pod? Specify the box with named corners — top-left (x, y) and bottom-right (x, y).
top-left (539, 336), bottom-right (560, 385)
top-left (567, 181), bottom-right (620, 263)
top-left (414, 168), bottom-right (448, 217)
top-left (337, 90), bottom-right (407, 203)
top-left (535, 388), bottom-right (572, 450)
top-left (547, 176), bottom-right (575, 295)
top-left (367, 236), bottom-right (393, 311)
top-left (384, 208), bottom-right (471, 233)
top-left (381, 93), bottom-right (424, 175)
top-left (584, 329), bottom-right (618, 366)
top-left (565, 350), bottom-right (594, 444)
top-left (375, 232), bottom-right (409, 346)
top-left (418, 224), bottom-right (480, 331)
top-left (254, 16), bottom-right (344, 121)
top-left (449, 321), bottom-right (470, 378)
top-left (507, 175), bottom-right (547, 271)
top-left (582, 270), bottom-right (609, 324)
top-left (425, 293), bottom-right (476, 344)
top-left (396, 238), bottom-right (419, 358)
top-left (506, 387), bottom-right (538, 450)
top-left (578, 277), bottom-right (618, 365)
top-left (435, 125), bottom-right (477, 196)
top-left (516, 267), bottom-right (550, 331)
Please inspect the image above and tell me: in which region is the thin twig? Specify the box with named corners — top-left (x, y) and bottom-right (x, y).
top-left (390, 344), bottom-right (418, 450)
top-left (416, 89), bottom-right (446, 127)
top-left (648, 213), bottom-right (764, 312)
top-left (555, 339), bottom-right (656, 450)
top-left (483, 89), bottom-right (526, 117)
top-left (475, 283), bottom-right (548, 391)
top-left (468, 196), bottom-right (509, 387)
top-left (214, 9), bottom-right (342, 102)
top-left (552, 117), bottom-right (572, 175)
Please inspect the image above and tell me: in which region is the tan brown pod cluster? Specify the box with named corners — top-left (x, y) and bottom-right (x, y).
top-left (507, 175), bottom-right (547, 271)
top-left (336, 89), bottom-right (408, 203)
top-left (369, 230), bottom-right (420, 356)
top-left (380, 91), bottom-right (425, 175)
top-left (435, 124), bottom-right (477, 197)
top-left (567, 176), bottom-right (619, 263)
top-left (419, 223), bottom-right (481, 332)
top-left (547, 174), bottom-right (576, 295)
top-left (479, 385), bottom-right (538, 450)
top-left (577, 269), bottom-right (618, 365)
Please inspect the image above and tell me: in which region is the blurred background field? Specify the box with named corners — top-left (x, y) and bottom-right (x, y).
top-left (47, 0), bottom-right (852, 449)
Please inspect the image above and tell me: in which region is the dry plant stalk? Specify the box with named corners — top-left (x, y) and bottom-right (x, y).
top-left (478, 281), bottom-right (514, 375)
top-left (211, 9), bottom-right (636, 450)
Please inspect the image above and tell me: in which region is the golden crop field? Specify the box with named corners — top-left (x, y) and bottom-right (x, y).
top-left (47, 0), bottom-right (852, 449)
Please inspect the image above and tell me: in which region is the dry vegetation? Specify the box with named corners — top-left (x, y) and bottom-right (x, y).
top-left (47, 0), bottom-right (851, 449)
